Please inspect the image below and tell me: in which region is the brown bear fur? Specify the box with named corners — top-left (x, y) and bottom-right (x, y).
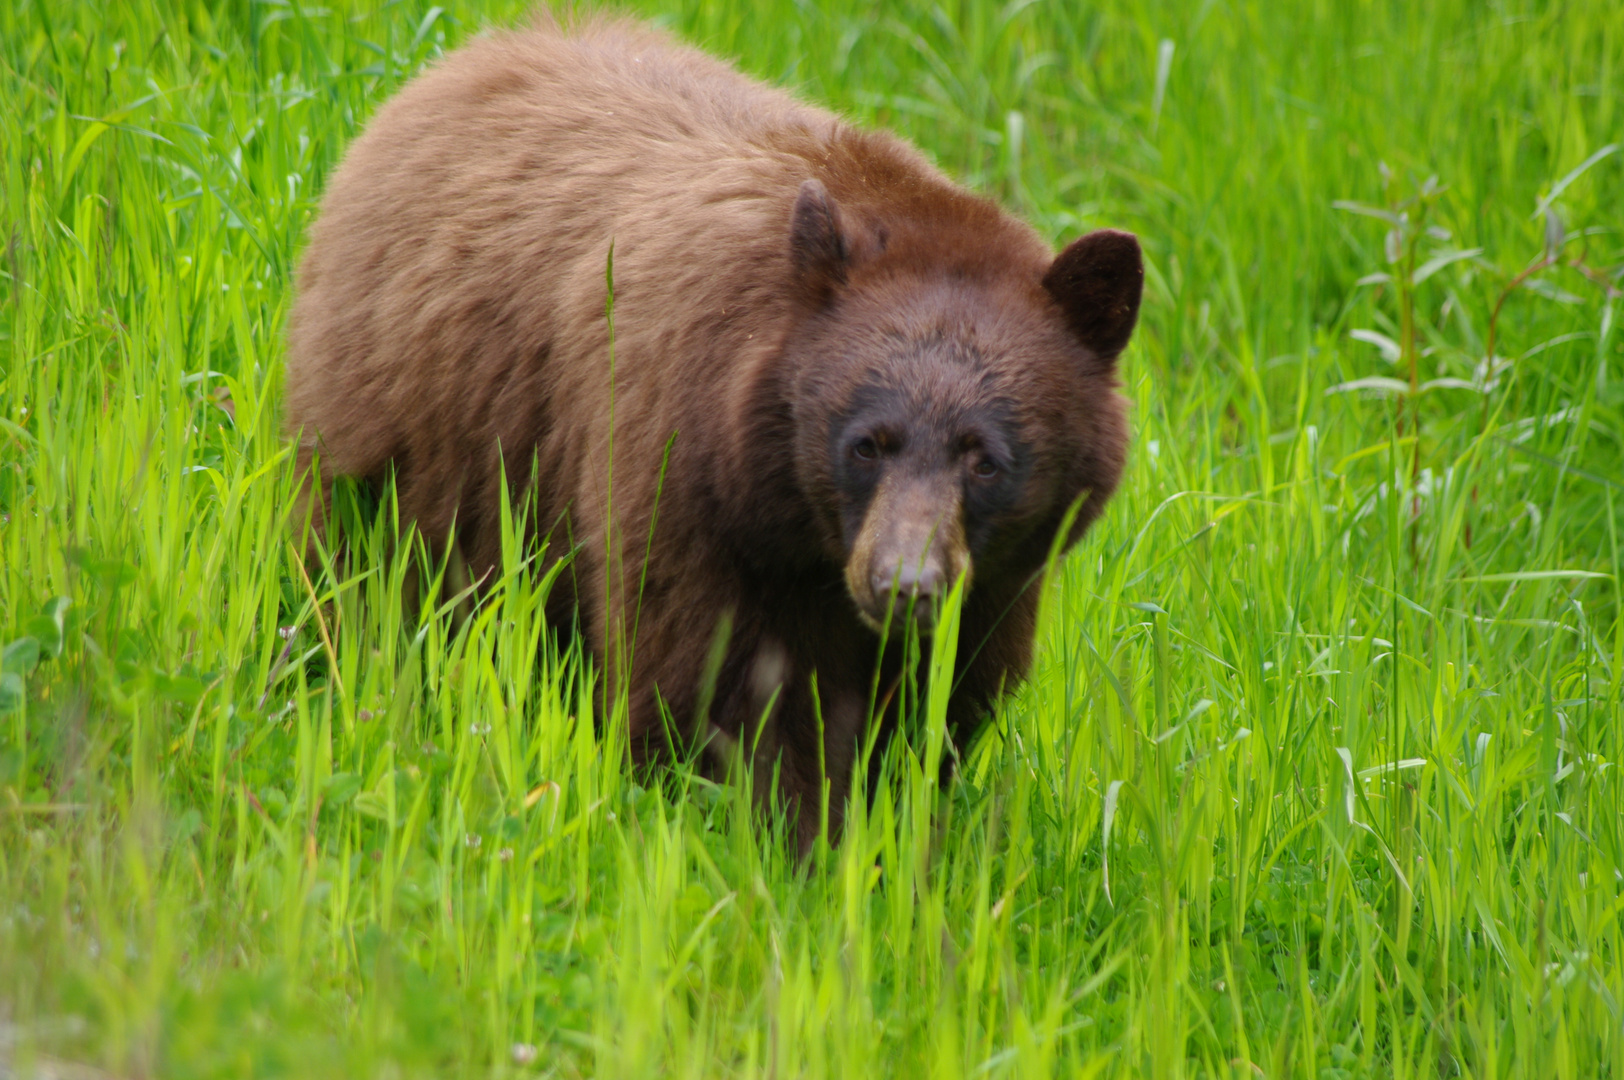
top-left (284, 14), bottom-right (1140, 849)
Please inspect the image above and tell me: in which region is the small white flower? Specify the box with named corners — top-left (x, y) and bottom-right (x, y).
top-left (465, 833), bottom-right (482, 850)
top-left (511, 1043), bottom-right (538, 1065)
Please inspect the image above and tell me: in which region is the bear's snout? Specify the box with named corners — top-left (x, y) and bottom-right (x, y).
top-left (845, 474), bottom-right (972, 635)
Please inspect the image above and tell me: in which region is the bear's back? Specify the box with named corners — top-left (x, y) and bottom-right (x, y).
top-left (284, 20), bottom-right (844, 544)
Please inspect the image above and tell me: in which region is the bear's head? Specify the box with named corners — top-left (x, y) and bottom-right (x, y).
top-left (783, 179), bottom-right (1141, 634)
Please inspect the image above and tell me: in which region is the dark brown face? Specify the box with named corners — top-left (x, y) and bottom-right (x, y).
top-left (824, 333), bottom-right (1032, 633)
top-left (782, 180), bottom-right (1143, 634)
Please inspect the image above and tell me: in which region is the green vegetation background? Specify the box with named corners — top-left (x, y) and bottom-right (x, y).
top-left (2, 0), bottom-right (1621, 1076)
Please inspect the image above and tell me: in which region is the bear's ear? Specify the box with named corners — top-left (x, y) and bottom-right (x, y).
top-left (1042, 229), bottom-right (1143, 361)
top-left (789, 179), bottom-right (849, 304)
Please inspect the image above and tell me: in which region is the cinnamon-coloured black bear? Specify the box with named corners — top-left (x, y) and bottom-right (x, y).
top-left (285, 15), bottom-right (1140, 849)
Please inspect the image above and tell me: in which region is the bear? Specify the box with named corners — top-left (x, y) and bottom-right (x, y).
top-left (284, 13), bottom-right (1141, 850)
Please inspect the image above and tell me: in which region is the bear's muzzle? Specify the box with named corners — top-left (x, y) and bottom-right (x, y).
top-left (844, 473), bottom-right (972, 635)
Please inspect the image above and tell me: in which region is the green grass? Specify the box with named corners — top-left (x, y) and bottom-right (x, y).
top-left (2, 0), bottom-right (1622, 1075)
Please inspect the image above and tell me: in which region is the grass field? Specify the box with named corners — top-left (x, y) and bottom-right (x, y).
top-left (3, 0), bottom-right (1623, 1076)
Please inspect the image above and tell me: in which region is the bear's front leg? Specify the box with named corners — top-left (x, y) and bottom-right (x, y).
top-left (693, 634), bottom-right (869, 855)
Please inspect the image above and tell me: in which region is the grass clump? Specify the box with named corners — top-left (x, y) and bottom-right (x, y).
top-left (2, 0), bottom-right (1622, 1076)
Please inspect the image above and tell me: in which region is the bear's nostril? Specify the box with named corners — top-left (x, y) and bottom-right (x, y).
top-left (875, 560), bottom-right (944, 602)
top-left (909, 562), bottom-right (944, 597)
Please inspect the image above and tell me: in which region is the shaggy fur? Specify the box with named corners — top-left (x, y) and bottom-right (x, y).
top-left (285, 15), bottom-right (1140, 848)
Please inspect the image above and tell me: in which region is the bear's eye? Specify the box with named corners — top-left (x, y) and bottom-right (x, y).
top-left (851, 437), bottom-right (879, 462)
top-left (971, 457), bottom-right (999, 479)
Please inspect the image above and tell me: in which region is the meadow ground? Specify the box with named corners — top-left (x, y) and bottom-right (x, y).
top-left (2, 1), bottom-right (1623, 1076)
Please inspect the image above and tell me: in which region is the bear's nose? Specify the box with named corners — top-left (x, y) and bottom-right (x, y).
top-left (872, 558), bottom-right (945, 606)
